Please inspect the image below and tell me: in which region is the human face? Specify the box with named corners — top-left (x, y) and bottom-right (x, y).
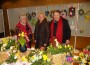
top-left (38, 13), bottom-right (45, 22)
top-left (53, 12), bottom-right (60, 21)
top-left (20, 16), bottom-right (27, 25)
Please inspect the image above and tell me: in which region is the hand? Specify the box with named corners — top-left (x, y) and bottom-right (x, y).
top-left (34, 40), bottom-right (36, 43)
top-left (25, 35), bottom-right (30, 42)
top-left (44, 43), bottom-right (47, 47)
top-left (66, 40), bottom-right (70, 44)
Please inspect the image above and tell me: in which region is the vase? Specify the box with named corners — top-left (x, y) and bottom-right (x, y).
top-left (19, 44), bottom-right (27, 52)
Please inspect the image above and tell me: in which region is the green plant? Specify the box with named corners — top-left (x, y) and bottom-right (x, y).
top-left (18, 32), bottom-right (26, 47)
top-left (47, 44), bottom-right (73, 55)
top-left (18, 36), bottom-right (26, 47)
top-left (5, 39), bottom-right (15, 50)
top-left (5, 53), bottom-right (17, 64)
top-left (0, 43), bottom-right (3, 51)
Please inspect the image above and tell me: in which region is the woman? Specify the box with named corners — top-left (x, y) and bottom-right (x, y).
top-left (50, 10), bottom-right (71, 44)
top-left (34, 13), bottom-right (49, 49)
top-left (16, 13), bottom-right (32, 48)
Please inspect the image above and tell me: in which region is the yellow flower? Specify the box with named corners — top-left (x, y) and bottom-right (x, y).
top-left (21, 56), bottom-right (27, 62)
top-left (58, 45), bottom-right (62, 49)
top-left (81, 58), bottom-right (87, 63)
top-left (2, 38), bottom-right (9, 44)
top-left (15, 51), bottom-right (20, 59)
top-left (42, 54), bottom-right (48, 61)
top-left (18, 32), bottom-right (25, 37)
top-left (79, 52), bottom-right (84, 57)
top-left (67, 45), bottom-right (70, 47)
top-left (31, 56), bottom-right (35, 60)
top-left (64, 45), bottom-right (67, 48)
top-left (88, 62), bottom-right (90, 65)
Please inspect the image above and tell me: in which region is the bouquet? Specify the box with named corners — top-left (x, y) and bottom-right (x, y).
top-left (18, 32), bottom-right (27, 52)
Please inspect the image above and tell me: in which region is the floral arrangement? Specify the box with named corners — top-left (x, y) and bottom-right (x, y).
top-left (18, 32), bottom-right (26, 47)
top-left (74, 52), bottom-right (90, 65)
top-left (5, 53), bottom-right (18, 64)
top-left (47, 39), bottom-right (73, 65)
top-left (0, 37), bottom-right (15, 51)
top-left (0, 38), bottom-right (74, 65)
top-left (18, 32), bottom-right (27, 52)
top-left (47, 39), bottom-right (73, 55)
top-left (27, 50), bottom-right (51, 65)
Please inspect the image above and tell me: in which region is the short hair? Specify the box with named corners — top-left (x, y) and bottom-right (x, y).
top-left (53, 10), bottom-right (61, 14)
top-left (38, 12), bottom-right (46, 18)
top-left (19, 13), bottom-right (27, 18)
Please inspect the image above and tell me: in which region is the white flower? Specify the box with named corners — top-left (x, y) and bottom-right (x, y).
top-left (47, 58), bottom-right (51, 62)
top-left (10, 46), bottom-right (13, 50)
top-left (38, 55), bottom-right (42, 59)
top-left (30, 47), bottom-right (35, 50)
top-left (6, 52), bottom-right (10, 56)
top-left (3, 47), bottom-right (6, 50)
top-left (1, 62), bottom-right (9, 65)
top-left (13, 50), bottom-right (17, 53)
top-left (29, 62), bottom-right (32, 65)
top-left (3, 44), bottom-right (7, 47)
top-left (39, 51), bottom-right (43, 55)
top-left (1, 47), bottom-right (3, 51)
top-left (14, 55), bottom-right (18, 59)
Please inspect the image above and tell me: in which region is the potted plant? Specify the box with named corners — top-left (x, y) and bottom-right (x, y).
top-left (18, 32), bottom-right (27, 52)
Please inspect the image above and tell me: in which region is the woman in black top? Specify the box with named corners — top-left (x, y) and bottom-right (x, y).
top-left (34, 13), bottom-right (49, 49)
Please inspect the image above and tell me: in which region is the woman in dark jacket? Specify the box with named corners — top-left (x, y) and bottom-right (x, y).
top-left (34, 13), bottom-right (49, 49)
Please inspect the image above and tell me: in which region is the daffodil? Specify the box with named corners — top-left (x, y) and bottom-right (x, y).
top-left (42, 54), bottom-right (48, 61)
top-left (18, 32), bottom-right (25, 37)
top-left (69, 47), bottom-right (71, 50)
top-left (64, 45), bottom-right (67, 48)
top-left (58, 45), bottom-right (62, 49)
top-left (81, 58), bottom-right (87, 63)
top-left (88, 62), bottom-right (90, 65)
top-left (31, 56), bottom-right (35, 60)
top-left (15, 51), bottom-right (20, 58)
top-left (67, 45), bottom-right (70, 47)
top-left (2, 38), bottom-right (9, 44)
top-left (21, 56), bottom-right (27, 62)
top-left (39, 51), bottom-right (43, 55)
top-left (79, 52), bottom-right (84, 57)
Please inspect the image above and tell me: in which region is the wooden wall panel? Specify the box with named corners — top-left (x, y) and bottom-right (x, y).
top-left (1, 0), bottom-right (90, 9)
top-left (70, 36), bottom-right (90, 49)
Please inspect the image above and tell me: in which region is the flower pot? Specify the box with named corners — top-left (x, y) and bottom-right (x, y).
top-left (19, 44), bottom-right (27, 52)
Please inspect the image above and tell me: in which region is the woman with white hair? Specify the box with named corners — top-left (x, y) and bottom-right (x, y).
top-left (16, 13), bottom-right (32, 50)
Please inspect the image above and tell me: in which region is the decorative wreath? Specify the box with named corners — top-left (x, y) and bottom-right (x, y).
top-left (26, 12), bottom-right (31, 21)
top-left (78, 9), bottom-right (84, 16)
top-left (84, 10), bottom-right (90, 22)
top-left (69, 7), bottom-right (75, 17)
top-left (31, 12), bottom-right (36, 17)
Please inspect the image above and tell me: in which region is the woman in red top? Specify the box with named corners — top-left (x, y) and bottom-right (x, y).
top-left (16, 13), bottom-right (32, 48)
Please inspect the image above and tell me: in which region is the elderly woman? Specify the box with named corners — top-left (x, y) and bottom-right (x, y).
top-left (16, 13), bottom-right (32, 49)
top-left (34, 13), bottom-right (49, 49)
